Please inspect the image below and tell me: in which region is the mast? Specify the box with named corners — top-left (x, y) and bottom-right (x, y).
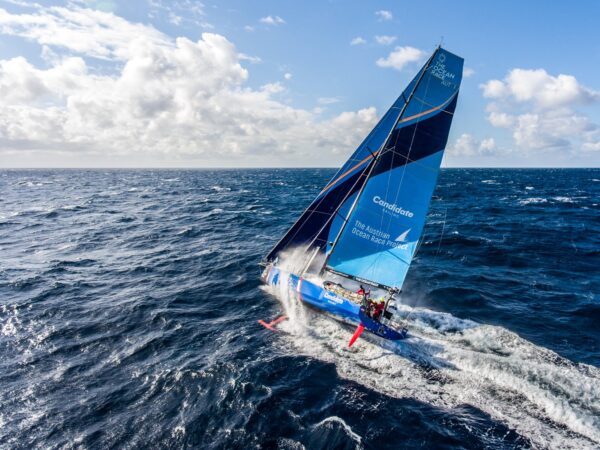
top-left (321, 46), bottom-right (441, 281)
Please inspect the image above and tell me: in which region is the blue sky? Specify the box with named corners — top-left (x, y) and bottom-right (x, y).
top-left (0, 0), bottom-right (599, 167)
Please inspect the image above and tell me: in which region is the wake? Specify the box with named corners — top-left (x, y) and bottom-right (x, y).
top-left (263, 273), bottom-right (600, 450)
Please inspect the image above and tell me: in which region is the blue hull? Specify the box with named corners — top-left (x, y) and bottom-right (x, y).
top-left (263, 266), bottom-right (407, 341)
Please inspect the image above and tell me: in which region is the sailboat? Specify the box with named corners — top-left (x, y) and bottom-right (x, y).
top-left (260, 46), bottom-right (463, 346)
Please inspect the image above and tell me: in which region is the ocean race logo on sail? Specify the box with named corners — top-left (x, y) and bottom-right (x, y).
top-left (430, 53), bottom-right (456, 87)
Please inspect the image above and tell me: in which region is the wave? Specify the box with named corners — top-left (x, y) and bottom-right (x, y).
top-left (266, 279), bottom-right (600, 450)
top-left (519, 197), bottom-right (548, 205)
top-left (553, 196), bottom-right (575, 203)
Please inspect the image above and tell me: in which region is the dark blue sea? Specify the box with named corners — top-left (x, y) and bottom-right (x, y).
top-left (1, 169), bottom-right (599, 450)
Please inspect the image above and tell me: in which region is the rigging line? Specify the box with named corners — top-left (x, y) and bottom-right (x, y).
top-left (387, 57), bottom-right (437, 225)
top-left (402, 206), bottom-right (447, 324)
top-left (385, 149), bottom-right (444, 174)
top-left (303, 158), bottom-right (374, 258)
top-left (375, 63), bottom-right (442, 303)
top-left (264, 102), bottom-right (401, 261)
top-left (317, 100), bottom-right (411, 196)
top-left (435, 207), bottom-right (447, 256)
top-left (335, 48), bottom-right (440, 289)
top-left (263, 154), bottom-right (374, 261)
top-left (321, 51), bottom-right (438, 279)
top-left (374, 49), bottom-right (440, 280)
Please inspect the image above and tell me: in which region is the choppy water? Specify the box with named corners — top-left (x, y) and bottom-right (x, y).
top-left (0, 168), bottom-right (599, 449)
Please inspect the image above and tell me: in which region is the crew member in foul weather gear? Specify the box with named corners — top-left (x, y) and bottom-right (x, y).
top-left (358, 285), bottom-right (370, 308)
top-left (372, 296), bottom-right (386, 320)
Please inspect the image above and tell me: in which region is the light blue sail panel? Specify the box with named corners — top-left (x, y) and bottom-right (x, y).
top-left (326, 48), bottom-right (463, 289)
top-left (326, 151), bottom-right (443, 288)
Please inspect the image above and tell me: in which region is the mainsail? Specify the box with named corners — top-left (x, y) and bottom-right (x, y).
top-left (325, 47), bottom-right (463, 289)
top-left (264, 54), bottom-right (437, 263)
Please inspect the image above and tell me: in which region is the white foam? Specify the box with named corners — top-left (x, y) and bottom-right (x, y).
top-left (519, 197), bottom-right (548, 205)
top-left (264, 256), bottom-right (600, 449)
top-left (313, 416), bottom-right (363, 445)
top-left (553, 196), bottom-right (575, 203)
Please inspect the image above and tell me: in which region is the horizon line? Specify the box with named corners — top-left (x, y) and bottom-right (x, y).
top-left (0, 166), bottom-right (599, 170)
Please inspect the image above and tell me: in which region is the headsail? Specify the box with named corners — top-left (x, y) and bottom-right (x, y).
top-left (325, 47), bottom-right (463, 289)
top-left (263, 64), bottom-right (430, 263)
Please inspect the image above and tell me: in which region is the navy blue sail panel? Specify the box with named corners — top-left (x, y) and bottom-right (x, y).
top-left (264, 66), bottom-right (428, 263)
top-left (326, 48), bottom-right (463, 289)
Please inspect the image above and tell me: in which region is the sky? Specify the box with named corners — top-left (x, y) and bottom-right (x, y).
top-left (0, 0), bottom-right (599, 168)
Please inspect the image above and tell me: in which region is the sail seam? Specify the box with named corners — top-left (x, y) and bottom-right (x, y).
top-left (319, 152), bottom-right (377, 194)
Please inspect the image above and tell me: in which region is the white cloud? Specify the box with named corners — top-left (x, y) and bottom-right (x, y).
top-left (244, 25), bottom-right (254, 32)
top-left (148, 0), bottom-right (210, 29)
top-left (582, 142), bottom-right (600, 152)
top-left (375, 35), bottom-right (396, 46)
top-left (480, 68), bottom-right (600, 156)
top-left (0, 6), bottom-right (168, 61)
top-left (283, 72), bottom-right (292, 80)
top-left (168, 12), bottom-right (182, 26)
top-left (376, 46), bottom-right (425, 71)
top-left (480, 68), bottom-right (600, 108)
top-left (511, 110), bottom-right (598, 151)
top-left (259, 15), bottom-right (285, 25)
top-left (350, 36), bottom-right (366, 46)
top-left (375, 10), bottom-right (392, 21)
top-left (487, 111), bottom-right (514, 128)
top-left (481, 79), bottom-right (507, 98)
top-left (0, 7), bottom-right (380, 166)
top-left (463, 67), bottom-right (475, 78)
top-left (239, 53), bottom-right (262, 64)
top-left (447, 134), bottom-right (496, 156)
top-left (317, 97), bottom-right (340, 105)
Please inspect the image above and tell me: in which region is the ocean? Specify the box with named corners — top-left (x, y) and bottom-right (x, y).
top-left (0, 168), bottom-right (598, 449)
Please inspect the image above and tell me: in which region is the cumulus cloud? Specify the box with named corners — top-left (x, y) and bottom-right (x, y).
top-left (480, 68), bottom-right (600, 155)
top-left (0, 7), bottom-right (379, 166)
top-left (447, 134), bottom-right (496, 156)
top-left (0, 6), bottom-right (168, 61)
top-left (375, 35), bottom-right (396, 46)
top-left (375, 10), bottom-right (392, 21)
top-left (376, 46), bottom-right (425, 71)
top-left (259, 15), bottom-right (285, 25)
top-left (481, 68), bottom-right (600, 108)
top-left (350, 36), bottom-right (366, 46)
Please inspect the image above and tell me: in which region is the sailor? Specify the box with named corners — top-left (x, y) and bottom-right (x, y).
top-left (357, 285), bottom-right (370, 308)
top-left (373, 296), bottom-right (386, 320)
